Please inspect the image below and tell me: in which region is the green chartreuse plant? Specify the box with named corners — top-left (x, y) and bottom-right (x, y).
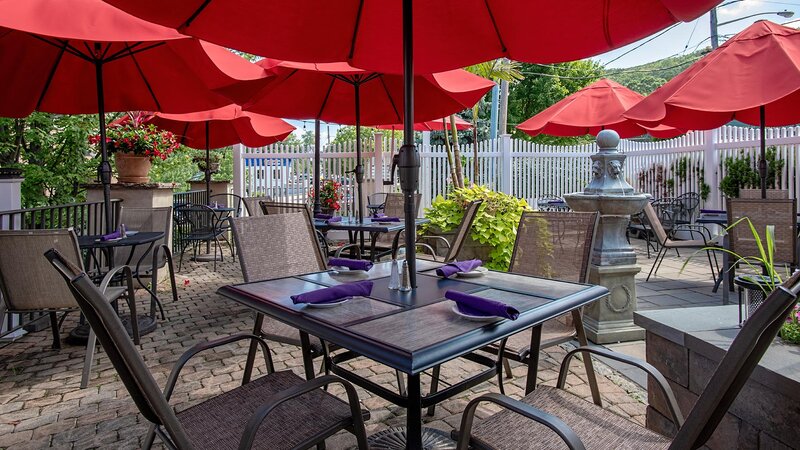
top-left (422, 185), bottom-right (530, 271)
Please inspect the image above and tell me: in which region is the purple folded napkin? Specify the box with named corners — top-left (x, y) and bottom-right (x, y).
top-left (374, 216), bottom-right (400, 222)
top-left (372, 212), bottom-right (386, 218)
top-left (315, 213), bottom-right (333, 220)
top-left (436, 259), bottom-right (483, 278)
top-left (326, 216), bottom-right (343, 223)
top-left (291, 280), bottom-right (373, 304)
top-left (700, 209), bottom-right (726, 214)
top-left (100, 230), bottom-right (121, 241)
top-left (328, 257), bottom-right (373, 271)
top-left (446, 290), bottom-right (519, 320)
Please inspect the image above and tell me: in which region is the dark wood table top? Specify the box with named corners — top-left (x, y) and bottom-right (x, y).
top-left (313, 217), bottom-right (430, 233)
top-left (218, 260), bottom-right (608, 375)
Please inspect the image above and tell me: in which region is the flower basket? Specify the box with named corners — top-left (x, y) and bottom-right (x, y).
top-left (115, 152), bottom-right (152, 183)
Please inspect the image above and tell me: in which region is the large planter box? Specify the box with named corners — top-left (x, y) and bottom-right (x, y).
top-left (424, 229), bottom-right (493, 261)
top-left (635, 306), bottom-right (800, 449)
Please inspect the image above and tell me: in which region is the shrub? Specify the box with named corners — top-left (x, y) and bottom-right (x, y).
top-left (780, 304), bottom-right (800, 345)
top-left (422, 185), bottom-right (530, 270)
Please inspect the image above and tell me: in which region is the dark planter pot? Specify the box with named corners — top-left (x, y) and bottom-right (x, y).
top-left (734, 274), bottom-right (779, 325)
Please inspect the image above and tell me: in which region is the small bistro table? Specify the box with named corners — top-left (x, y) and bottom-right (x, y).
top-left (217, 260), bottom-right (609, 449)
top-left (314, 216), bottom-right (431, 261)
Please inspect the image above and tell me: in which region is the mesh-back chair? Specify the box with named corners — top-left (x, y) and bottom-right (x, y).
top-left (373, 193), bottom-right (423, 258)
top-left (644, 202), bottom-right (721, 282)
top-left (45, 248), bottom-right (368, 450)
top-left (229, 213), bottom-right (329, 359)
top-left (0, 229), bottom-right (136, 388)
top-left (173, 204), bottom-right (229, 271)
top-left (419, 200), bottom-right (483, 262)
top-left (258, 201), bottom-right (330, 259)
top-left (366, 192), bottom-right (388, 216)
top-left (674, 192), bottom-right (701, 224)
top-left (456, 271), bottom-right (800, 450)
top-left (210, 193), bottom-right (246, 257)
top-left (727, 198), bottom-right (797, 287)
top-left (115, 207), bottom-right (177, 320)
top-left (242, 195), bottom-right (271, 217)
top-left (739, 188), bottom-right (789, 199)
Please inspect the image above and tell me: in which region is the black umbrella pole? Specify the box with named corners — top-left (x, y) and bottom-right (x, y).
top-left (205, 123), bottom-right (211, 202)
top-left (354, 84), bottom-right (365, 223)
top-left (400, 0), bottom-right (418, 289)
top-left (95, 61), bottom-right (114, 234)
top-left (760, 105), bottom-right (767, 199)
top-left (313, 120), bottom-right (322, 215)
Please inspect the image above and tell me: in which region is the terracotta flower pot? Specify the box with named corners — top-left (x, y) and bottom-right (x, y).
top-left (115, 153), bottom-right (152, 183)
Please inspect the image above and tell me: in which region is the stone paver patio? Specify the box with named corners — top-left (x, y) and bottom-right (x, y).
top-left (0, 238), bottom-right (727, 449)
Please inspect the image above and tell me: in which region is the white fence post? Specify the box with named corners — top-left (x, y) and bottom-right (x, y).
top-left (233, 143), bottom-right (243, 198)
top-left (703, 129), bottom-right (720, 209)
top-left (373, 132), bottom-right (384, 192)
top-left (500, 134), bottom-right (512, 195)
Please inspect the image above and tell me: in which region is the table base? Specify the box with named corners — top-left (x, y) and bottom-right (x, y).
top-left (65, 315), bottom-right (157, 345)
top-left (368, 427), bottom-right (455, 450)
top-left (192, 254), bottom-right (223, 262)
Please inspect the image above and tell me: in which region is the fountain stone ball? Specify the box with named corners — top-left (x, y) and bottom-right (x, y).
top-left (563, 129), bottom-right (650, 266)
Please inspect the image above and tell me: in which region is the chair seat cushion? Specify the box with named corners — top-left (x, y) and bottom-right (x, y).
top-left (178, 370), bottom-right (353, 450)
top-left (470, 386), bottom-right (670, 450)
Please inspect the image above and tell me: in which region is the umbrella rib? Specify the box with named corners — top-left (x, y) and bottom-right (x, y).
top-left (347, 0), bottom-right (365, 60)
top-left (106, 42), bottom-right (167, 63)
top-left (378, 75), bottom-right (402, 123)
top-left (482, 0), bottom-right (507, 52)
top-left (123, 44), bottom-right (163, 111)
top-left (183, 0), bottom-right (214, 29)
top-left (317, 77), bottom-right (337, 119)
top-left (602, 0), bottom-right (613, 47)
top-left (35, 40), bottom-right (69, 111)
top-left (30, 35), bottom-right (92, 62)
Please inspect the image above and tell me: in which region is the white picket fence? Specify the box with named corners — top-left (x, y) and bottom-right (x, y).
top-left (233, 125), bottom-right (800, 214)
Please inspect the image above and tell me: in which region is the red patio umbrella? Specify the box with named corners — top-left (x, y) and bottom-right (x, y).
top-left (144, 105), bottom-right (295, 198)
top-left (223, 60), bottom-right (494, 222)
top-left (624, 21), bottom-right (800, 198)
top-left (103, 0), bottom-right (718, 75)
top-left (0, 0), bottom-right (265, 231)
top-left (516, 79), bottom-right (683, 139)
top-left (376, 116), bottom-right (472, 132)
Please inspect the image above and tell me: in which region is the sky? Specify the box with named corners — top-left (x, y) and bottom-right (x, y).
top-left (593, 0), bottom-right (800, 68)
top-left (286, 1), bottom-right (800, 143)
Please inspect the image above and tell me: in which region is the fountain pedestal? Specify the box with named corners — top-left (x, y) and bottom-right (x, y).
top-left (564, 130), bottom-right (649, 343)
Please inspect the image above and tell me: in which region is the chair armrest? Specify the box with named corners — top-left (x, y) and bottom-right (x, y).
top-left (454, 393), bottom-right (585, 450)
top-left (237, 375), bottom-right (367, 450)
top-left (162, 334), bottom-right (272, 401)
top-left (672, 224), bottom-right (715, 242)
top-left (99, 265), bottom-right (134, 298)
top-left (334, 243), bottom-right (362, 259)
top-left (418, 234), bottom-right (451, 249)
top-left (556, 345), bottom-right (684, 427)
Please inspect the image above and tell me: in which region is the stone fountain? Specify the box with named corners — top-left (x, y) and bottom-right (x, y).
top-left (564, 130), bottom-right (650, 343)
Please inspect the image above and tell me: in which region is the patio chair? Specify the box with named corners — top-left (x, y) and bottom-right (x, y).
top-left (258, 201), bottom-right (330, 259)
top-left (673, 192), bottom-right (701, 224)
top-left (366, 192), bottom-right (388, 216)
top-left (229, 212), bottom-right (330, 361)
top-left (210, 193), bottom-right (246, 257)
top-left (454, 270), bottom-right (800, 450)
top-left (371, 192), bottom-right (423, 259)
top-left (242, 195), bottom-right (271, 217)
top-left (417, 199), bottom-right (483, 262)
top-left (726, 198), bottom-right (797, 290)
top-left (0, 229), bottom-right (136, 388)
top-left (44, 248), bottom-right (368, 450)
top-left (115, 206), bottom-right (177, 320)
top-left (173, 204), bottom-right (229, 272)
top-left (645, 202), bottom-right (721, 282)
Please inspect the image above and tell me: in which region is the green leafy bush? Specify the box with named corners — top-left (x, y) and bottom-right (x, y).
top-left (719, 147), bottom-right (785, 198)
top-left (422, 185), bottom-right (530, 271)
top-left (780, 305), bottom-right (800, 345)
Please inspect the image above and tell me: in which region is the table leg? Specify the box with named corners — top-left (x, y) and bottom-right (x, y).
top-left (243, 312), bottom-right (265, 384)
top-left (525, 325), bottom-right (543, 395)
top-left (407, 373), bottom-right (423, 450)
top-left (299, 331), bottom-right (316, 381)
top-left (722, 234), bottom-right (730, 305)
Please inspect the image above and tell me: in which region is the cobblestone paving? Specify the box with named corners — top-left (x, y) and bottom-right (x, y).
top-left (0, 239), bottom-right (721, 449)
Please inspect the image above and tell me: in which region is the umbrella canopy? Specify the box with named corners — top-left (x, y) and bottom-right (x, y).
top-left (624, 21), bottom-right (800, 197)
top-left (147, 105), bottom-right (295, 198)
top-left (516, 79), bottom-right (683, 139)
top-left (103, 0), bottom-right (719, 74)
top-left (376, 116), bottom-right (472, 132)
top-left (0, 0), bottom-right (265, 232)
top-left (227, 60), bottom-right (494, 126)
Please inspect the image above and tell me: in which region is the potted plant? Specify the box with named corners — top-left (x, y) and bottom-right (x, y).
top-left (308, 179), bottom-right (343, 215)
top-left (194, 152), bottom-right (222, 176)
top-left (90, 114), bottom-right (179, 183)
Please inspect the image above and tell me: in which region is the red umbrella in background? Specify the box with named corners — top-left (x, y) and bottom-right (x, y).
top-left (144, 106), bottom-right (295, 198)
top-left (103, 0), bottom-right (718, 75)
top-left (221, 59), bottom-right (494, 221)
top-left (0, 0), bottom-right (266, 232)
top-left (517, 79), bottom-right (683, 139)
top-left (376, 116), bottom-right (472, 132)
top-left (624, 21), bottom-right (800, 198)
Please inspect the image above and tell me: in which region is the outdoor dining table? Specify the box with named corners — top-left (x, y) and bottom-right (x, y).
top-left (314, 216), bottom-right (430, 261)
top-left (69, 231), bottom-right (165, 343)
top-left (217, 260), bottom-right (609, 449)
